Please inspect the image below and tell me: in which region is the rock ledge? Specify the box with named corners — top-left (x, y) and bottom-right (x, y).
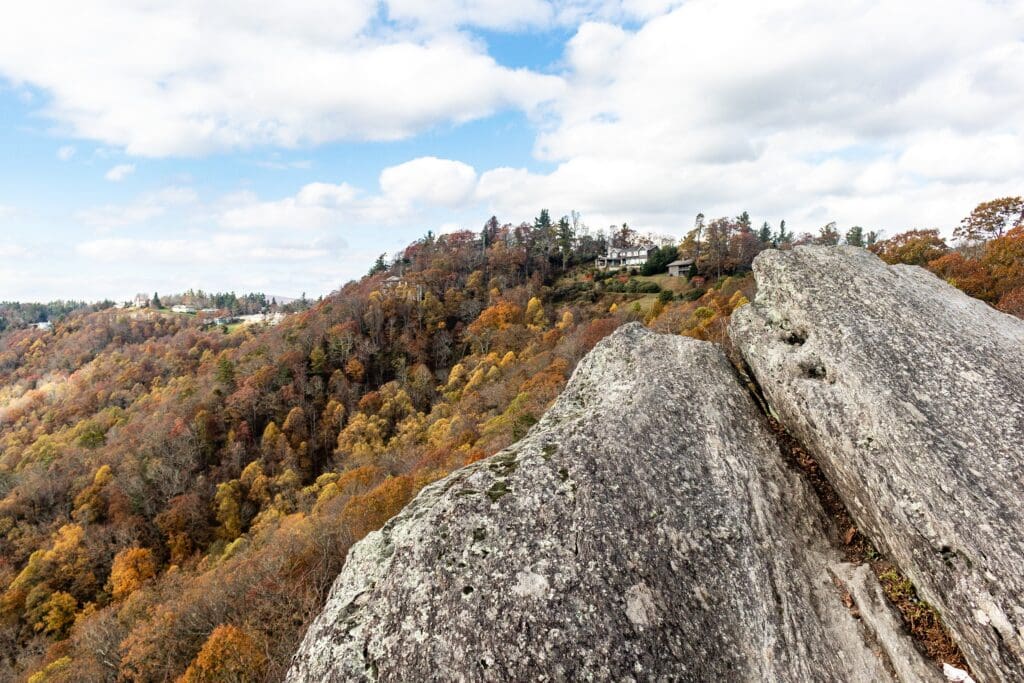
top-left (288, 324), bottom-right (930, 682)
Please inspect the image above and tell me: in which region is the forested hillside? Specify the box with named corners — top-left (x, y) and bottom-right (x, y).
top-left (1, 200), bottom-right (1021, 682)
top-left (0, 303), bottom-right (112, 334)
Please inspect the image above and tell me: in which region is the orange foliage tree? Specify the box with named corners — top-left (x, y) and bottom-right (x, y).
top-left (179, 624), bottom-right (268, 683)
top-left (108, 547), bottom-right (158, 601)
top-left (870, 229), bottom-right (949, 265)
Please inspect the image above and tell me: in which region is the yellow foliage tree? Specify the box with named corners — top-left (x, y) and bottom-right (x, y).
top-left (525, 297), bottom-right (546, 330)
top-left (72, 464), bottom-right (112, 523)
top-left (214, 481), bottom-right (244, 540)
top-left (344, 357), bottom-right (365, 383)
top-left (464, 367), bottom-right (487, 393)
top-left (37, 591), bottom-right (77, 637)
top-left (556, 310), bottom-right (574, 330)
top-left (108, 547), bottom-right (158, 601)
top-left (27, 656), bottom-right (73, 683)
top-left (282, 406), bottom-right (307, 446)
top-left (728, 291), bottom-right (749, 311)
top-left (240, 460), bottom-right (271, 506)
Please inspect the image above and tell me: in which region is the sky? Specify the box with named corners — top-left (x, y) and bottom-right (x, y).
top-left (0, 0), bottom-right (1023, 302)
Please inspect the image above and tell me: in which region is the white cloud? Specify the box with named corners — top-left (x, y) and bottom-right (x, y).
top-left (7, 1), bottom-right (1024, 302)
top-left (386, 0), bottom-right (553, 30)
top-left (77, 187), bottom-right (197, 229)
top-left (380, 157), bottom-right (477, 206)
top-left (57, 145), bottom-right (75, 161)
top-left (0, 2), bottom-right (563, 156)
top-left (471, 0), bottom-right (1024, 237)
top-left (220, 157), bottom-right (479, 231)
top-left (220, 182), bottom-right (364, 231)
top-left (0, 243), bottom-right (28, 258)
top-left (255, 158), bottom-right (313, 170)
top-left (104, 163), bottom-right (135, 181)
top-left (384, 0), bottom-right (680, 32)
top-left (76, 234), bottom-right (328, 264)
top-left (898, 131), bottom-right (1024, 183)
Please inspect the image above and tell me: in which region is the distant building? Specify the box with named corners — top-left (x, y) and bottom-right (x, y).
top-left (667, 259), bottom-right (695, 277)
top-left (381, 275), bottom-right (424, 301)
top-left (237, 311), bottom-right (286, 327)
top-left (34, 321), bottom-right (53, 331)
top-left (171, 305), bottom-right (197, 314)
top-left (133, 293), bottom-right (150, 308)
top-left (596, 245), bottom-right (657, 271)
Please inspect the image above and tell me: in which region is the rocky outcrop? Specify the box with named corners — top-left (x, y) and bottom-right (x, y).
top-left (287, 324), bottom-right (927, 682)
top-left (731, 247), bottom-right (1024, 681)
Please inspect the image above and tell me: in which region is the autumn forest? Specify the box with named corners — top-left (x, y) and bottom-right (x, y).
top-left (1, 199), bottom-right (1023, 681)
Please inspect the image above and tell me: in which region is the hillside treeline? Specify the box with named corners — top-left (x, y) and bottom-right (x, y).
top-left (0, 199), bottom-right (1020, 681)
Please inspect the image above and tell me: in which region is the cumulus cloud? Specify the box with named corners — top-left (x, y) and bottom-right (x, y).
top-left (386, 0), bottom-right (553, 30)
top-left (384, 0), bottom-right (680, 31)
top-left (0, 2), bottom-right (563, 156)
top-left (104, 163), bottom-right (135, 181)
top-left (220, 157), bottom-right (479, 231)
top-left (8, 1), bottom-right (1024, 302)
top-left (380, 157), bottom-right (478, 206)
top-left (471, 0), bottom-right (1024, 236)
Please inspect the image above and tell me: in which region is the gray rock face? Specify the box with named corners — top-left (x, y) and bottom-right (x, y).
top-left (831, 563), bottom-right (942, 683)
top-left (731, 247), bottom-right (1024, 681)
top-left (288, 324), bottom-right (923, 682)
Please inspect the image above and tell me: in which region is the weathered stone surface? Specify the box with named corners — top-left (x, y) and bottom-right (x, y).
top-left (731, 246), bottom-right (1024, 681)
top-left (288, 324), bottom-right (920, 682)
top-left (831, 563), bottom-right (942, 683)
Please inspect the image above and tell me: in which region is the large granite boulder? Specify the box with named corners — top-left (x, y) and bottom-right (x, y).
top-left (731, 246), bottom-right (1024, 681)
top-left (287, 324), bottom-right (928, 682)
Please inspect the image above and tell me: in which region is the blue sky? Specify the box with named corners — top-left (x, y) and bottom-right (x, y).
top-left (1, 0), bottom-right (1022, 302)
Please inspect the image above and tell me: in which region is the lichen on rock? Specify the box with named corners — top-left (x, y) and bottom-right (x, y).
top-left (731, 246), bottom-right (1024, 681)
top-left (287, 324), bottom-right (921, 682)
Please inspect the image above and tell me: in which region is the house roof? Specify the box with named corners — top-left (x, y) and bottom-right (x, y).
top-left (604, 245), bottom-right (656, 255)
top-left (667, 259), bottom-right (694, 266)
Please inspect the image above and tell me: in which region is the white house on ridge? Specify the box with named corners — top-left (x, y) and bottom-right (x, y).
top-left (595, 245), bottom-right (657, 271)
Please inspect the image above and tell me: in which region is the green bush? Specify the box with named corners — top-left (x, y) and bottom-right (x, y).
top-left (640, 245), bottom-right (681, 276)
